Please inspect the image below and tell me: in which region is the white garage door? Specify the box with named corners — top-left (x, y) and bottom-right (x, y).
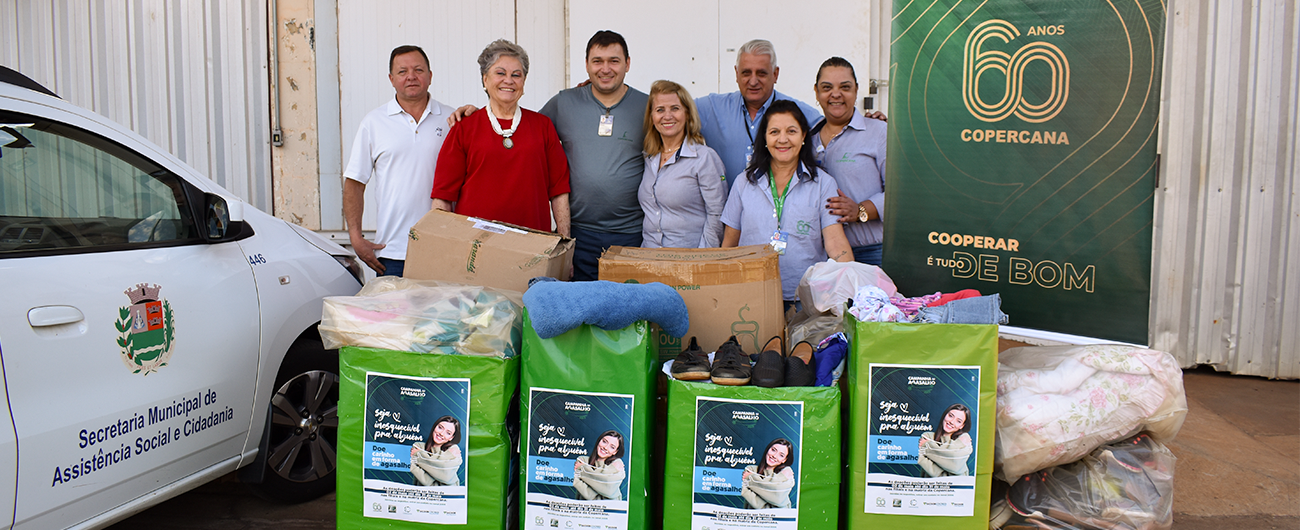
top-left (567, 0), bottom-right (893, 117)
top-left (332, 0), bottom-right (566, 232)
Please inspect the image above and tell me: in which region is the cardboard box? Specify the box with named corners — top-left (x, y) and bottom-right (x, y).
top-left (405, 209), bottom-right (574, 300)
top-left (598, 245), bottom-right (783, 361)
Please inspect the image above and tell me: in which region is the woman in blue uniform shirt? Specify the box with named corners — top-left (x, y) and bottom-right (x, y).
top-left (720, 99), bottom-right (853, 306)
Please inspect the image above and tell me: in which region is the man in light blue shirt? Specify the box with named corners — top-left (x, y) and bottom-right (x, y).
top-left (696, 39), bottom-right (822, 187)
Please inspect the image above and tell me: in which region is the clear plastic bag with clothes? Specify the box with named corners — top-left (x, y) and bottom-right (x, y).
top-left (795, 260), bottom-right (897, 318)
top-left (989, 433), bottom-right (1176, 530)
top-left (319, 276), bottom-right (522, 358)
top-left (995, 345), bottom-right (1187, 481)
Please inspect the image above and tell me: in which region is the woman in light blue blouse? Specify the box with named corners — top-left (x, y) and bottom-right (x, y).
top-left (812, 57), bottom-right (889, 265)
top-left (638, 80), bottom-right (727, 248)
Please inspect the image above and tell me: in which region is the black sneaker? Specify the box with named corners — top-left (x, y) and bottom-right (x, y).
top-left (670, 337), bottom-right (712, 381)
top-left (710, 336), bottom-right (752, 386)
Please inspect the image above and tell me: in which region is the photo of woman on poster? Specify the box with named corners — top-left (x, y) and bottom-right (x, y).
top-left (918, 403), bottom-right (974, 477)
top-left (410, 416), bottom-right (464, 487)
top-left (573, 430), bottom-right (627, 500)
top-left (741, 438), bottom-right (796, 509)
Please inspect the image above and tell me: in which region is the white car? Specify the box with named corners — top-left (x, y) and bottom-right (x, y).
top-left (0, 67), bottom-right (362, 529)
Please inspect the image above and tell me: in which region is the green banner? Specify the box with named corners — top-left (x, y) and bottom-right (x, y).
top-left (883, 0), bottom-right (1165, 344)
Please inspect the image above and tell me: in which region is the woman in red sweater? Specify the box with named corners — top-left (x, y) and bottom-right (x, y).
top-left (432, 39), bottom-right (571, 235)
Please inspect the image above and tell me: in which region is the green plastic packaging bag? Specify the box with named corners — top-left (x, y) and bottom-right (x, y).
top-left (844, 319), bottom-right (998, 529)
top-left (663, 379), bottom-right (841, 529)
top-left (337, 346), bottom-right (519, 529)
top-left (519, 313), bottom-right (657, 530)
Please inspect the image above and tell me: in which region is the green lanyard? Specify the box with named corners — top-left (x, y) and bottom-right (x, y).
top-left (768, 170), bottom-right (793, 226)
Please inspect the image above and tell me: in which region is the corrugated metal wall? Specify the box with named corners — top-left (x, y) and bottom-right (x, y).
top-left (1153, 0), bottom-right (1299, 378)
top-left (0, 0), bottom-right (272, 212)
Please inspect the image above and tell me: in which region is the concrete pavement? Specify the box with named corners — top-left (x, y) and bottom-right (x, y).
top-left (1163, 366), bottom-right (1299, 529)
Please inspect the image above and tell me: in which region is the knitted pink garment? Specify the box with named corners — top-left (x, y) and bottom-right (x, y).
top-left (888, 292), bottom-right (942, 320)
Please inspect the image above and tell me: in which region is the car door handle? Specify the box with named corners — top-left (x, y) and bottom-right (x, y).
top-left (28, 306), bottom-right (85, 327)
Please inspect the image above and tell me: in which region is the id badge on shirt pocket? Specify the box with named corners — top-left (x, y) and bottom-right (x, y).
top-left (598, 114), bottom-right (614, 136)
top-left (769, 230), bottom-right (788, 255)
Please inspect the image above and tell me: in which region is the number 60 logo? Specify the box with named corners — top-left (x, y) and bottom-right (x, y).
top-left (962, 20), bottom-right (1070, 123)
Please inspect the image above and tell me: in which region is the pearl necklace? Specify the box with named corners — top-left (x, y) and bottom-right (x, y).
top-left (487, 104), bottom-right (522, 149)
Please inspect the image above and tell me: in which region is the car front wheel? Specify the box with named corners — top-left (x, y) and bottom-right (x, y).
top-left (247, 338), bottom-right (339, 503)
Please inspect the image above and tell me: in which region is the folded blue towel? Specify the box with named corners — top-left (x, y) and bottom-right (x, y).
top-left (523, 280), bottom-right (689, 339)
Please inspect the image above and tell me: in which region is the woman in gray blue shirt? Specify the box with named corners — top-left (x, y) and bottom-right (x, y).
top-left (721, 100), bottom-right (853, 303)
top-left (812, 57), bottom-right (889, 265)
top-left (638, 80), bottom-right (728, 248)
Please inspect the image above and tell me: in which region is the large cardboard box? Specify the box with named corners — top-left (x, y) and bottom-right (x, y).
top-left (598, 245), bottom-right (783, 361)
top-left (405, 210), bottom-right (574, 298)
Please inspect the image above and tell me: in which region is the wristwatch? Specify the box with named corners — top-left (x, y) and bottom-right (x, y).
top-left (858, 203), bottom-right (869, 223)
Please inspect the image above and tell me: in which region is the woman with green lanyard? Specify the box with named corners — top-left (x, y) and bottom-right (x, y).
top-left (721, 99), bottom-right (853, 310)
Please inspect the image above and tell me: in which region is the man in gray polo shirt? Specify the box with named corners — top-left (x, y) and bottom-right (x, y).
top-left (539, 30), bottom-right (649, 281)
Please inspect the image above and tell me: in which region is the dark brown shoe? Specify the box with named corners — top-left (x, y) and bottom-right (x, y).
top-left (710, 336), bottom-right (752, 386)
top-left (670, 337), bottom-right (711, 381)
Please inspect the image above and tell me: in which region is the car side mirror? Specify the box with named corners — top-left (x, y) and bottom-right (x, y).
top-left (205, 193), bottom-right (253, 242)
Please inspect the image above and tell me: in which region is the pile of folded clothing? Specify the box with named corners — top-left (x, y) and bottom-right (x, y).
top-left (849, 285), bottom-right (1009, 325)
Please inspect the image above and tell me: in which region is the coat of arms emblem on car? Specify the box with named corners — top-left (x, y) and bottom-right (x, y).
top-left (115, 283), bottom-right (176, 374)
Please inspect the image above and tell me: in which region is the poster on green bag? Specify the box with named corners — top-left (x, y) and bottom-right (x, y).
top-left (845, 320), bottom-right (997, 529)
top-left (692, 397), bottom-right (803, 530)
top-left (864, 365), bottom-right (980, 516)
top-left (362, 373), bottom-right (470, 524)
top-left (883, 0), bottom-right (1166, 344)
top-left (524, 388), bottom-right (634, 529)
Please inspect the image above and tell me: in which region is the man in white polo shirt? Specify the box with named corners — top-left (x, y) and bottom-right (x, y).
top-left (344, 45), bottom-right (456, 276)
